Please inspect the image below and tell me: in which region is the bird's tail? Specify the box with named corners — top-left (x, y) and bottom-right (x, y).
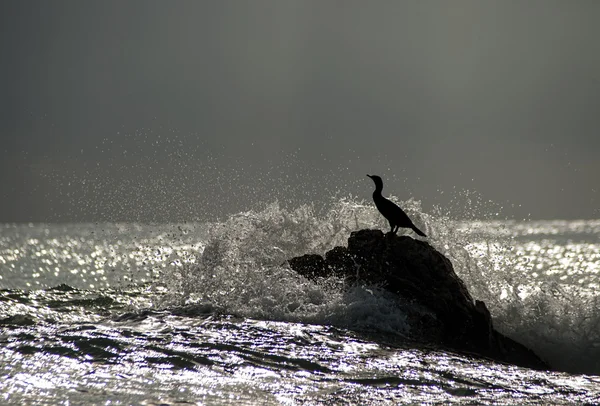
top-left (412, 225), bottom-right (427, 237)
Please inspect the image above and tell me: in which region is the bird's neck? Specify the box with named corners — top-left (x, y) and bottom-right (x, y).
top-left (372, 187), bottom-right (383, 198)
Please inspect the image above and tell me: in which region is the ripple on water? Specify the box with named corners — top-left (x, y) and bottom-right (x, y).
top-left (1, 314), bottom-right (599, 405)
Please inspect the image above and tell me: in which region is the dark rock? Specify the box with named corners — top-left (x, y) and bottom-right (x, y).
top-left (287, 254), bottom-right (328, 279)
top-left (286, 229), bottom-right (549, 371)
top-left (324, 246), bottom-right (355, 277)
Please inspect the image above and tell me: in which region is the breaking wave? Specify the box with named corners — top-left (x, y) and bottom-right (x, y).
top-left (155, 198), bottom-right (600, 375)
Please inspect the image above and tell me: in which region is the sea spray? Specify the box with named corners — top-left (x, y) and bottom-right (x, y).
top-left (155, 198), bottom-right (600, 374)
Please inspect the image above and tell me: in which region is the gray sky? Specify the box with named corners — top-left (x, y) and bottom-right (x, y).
top-left (1, 1), bottom-right (599, 222)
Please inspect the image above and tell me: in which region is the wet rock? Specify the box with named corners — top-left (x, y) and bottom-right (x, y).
top-left (286, 229), bottom-right (549, 370)
top-left (287, 254), bottom-right (328, 279)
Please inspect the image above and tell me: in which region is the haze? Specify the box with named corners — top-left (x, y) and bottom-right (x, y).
top-left (2, 1), bottom-right (599, 222)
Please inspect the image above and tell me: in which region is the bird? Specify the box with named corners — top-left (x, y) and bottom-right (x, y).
top-left (366, 174), bottom-right (427, 237)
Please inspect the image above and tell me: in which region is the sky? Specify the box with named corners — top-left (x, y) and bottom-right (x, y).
top-left (1, 1), bottom-right (599, 222)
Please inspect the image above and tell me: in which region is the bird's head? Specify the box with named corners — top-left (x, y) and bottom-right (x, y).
top-left (366, 174), bottom-right (384, 190)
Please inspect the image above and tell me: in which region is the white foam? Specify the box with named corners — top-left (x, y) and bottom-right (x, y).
top-left (156, 198), bottom-right (600, 374)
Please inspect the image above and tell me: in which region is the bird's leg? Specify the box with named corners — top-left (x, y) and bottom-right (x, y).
top-left (393, 225), bottom-right (399, 234)
top-left (388, 221), bottom-right (395, 234)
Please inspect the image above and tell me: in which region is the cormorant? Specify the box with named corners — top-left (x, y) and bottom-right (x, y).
top-left (366, 174), bottom-right (427, 237)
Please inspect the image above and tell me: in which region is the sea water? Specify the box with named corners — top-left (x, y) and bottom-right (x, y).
top-left (1, 199), bottom-right (599, 405)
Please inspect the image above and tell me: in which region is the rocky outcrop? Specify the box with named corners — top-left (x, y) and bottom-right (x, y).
top-left (287, 229), bottom-right (549, 370)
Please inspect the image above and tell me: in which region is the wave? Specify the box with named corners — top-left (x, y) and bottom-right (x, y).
top-left (155, 197), bottom-right (600, 375)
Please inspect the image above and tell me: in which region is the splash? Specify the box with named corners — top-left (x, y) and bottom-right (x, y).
top-left (155, 197), bottom-right (600, 374)
top-left (156, 198), bottom-right (419, 334)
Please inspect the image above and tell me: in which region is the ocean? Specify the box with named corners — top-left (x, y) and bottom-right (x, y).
top-left (1, 199), bottom-right (599, 405)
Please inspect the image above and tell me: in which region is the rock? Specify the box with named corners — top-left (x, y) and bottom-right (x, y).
top-left (286, 229), bottom-right (549, 370)
top-left (287, 254), bottom-right (328, 279)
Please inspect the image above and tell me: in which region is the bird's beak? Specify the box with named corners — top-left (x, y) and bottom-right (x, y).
top-left (366, 174), bottom-right (372, 178)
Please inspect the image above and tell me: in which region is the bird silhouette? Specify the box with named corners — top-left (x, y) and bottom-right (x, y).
top-left (366, 174), bottom-right (426, 237)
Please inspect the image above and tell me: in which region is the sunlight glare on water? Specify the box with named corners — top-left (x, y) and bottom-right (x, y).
top-left (3, 316), bottom-right (599, 405)
top-left (1, 212), bottom-right (600, 404)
